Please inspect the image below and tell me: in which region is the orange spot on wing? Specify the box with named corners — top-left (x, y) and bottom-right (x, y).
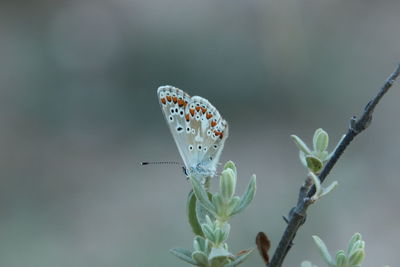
top-left (172, 96), bottom-right (177, 103)
top-left (206, 113), bottom-right (213, 119)
top-left (189, 109), bottom-right (195, 116)
top-left (185, 114), bottom-right (190, 122)
top-left (214, 131), bottom-right (221, 136)
top-left (184, 101), bottom-right (188, 107)
top-left (161, 98), bottom-right (166, 105)
top-left (201, 107), bottom-right (207, 113)
top-left (219, 132), bottom-right (224, 139)
top-left (195, 106), bottom-right (201, 112)
top-left (166, 96), bottom-right (172, 102)
top-left (211, 121), bottom-right (217, 127)
top-left (177, 99), bottom-right (185, 107)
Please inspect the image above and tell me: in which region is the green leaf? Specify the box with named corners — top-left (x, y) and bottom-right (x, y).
top-left (291, 135), bottom-right (312, 154)
top-left (299, 151), bottom-right (308, 167)
top-left (348, 248), bottom-right (365, 266)
top-left (210, 256), bottom-right (230, 267)
top-left (347, 233), bottom-right (362, 256)
top-left (194, 236), bottom-right (207, 253)
top-left (231, 175), bottom-right (256, 216)
top-left (225, 248), bottom-right (254, 267)
top-left (201, 224), bottom-right (216, 243)
top-left (306, 155), bottom-right (323, 173)
top-left (312, 235), bottom-right (336, 267)
top-left (335, 250), bottom-right (347, 267)
top-left (220, 169), bottom-right (236, 201)
top-left (318, 150), bottom-right (330, 162)
top-left (214, 228), bottom-right (223, 245)
top-left (192, 251), bottom-right (209, 266)
top-left (223, 161), bottom-right (237, 175)
top-left (226, 196), bottom-right (241, 215)
top-left (170, 247), bottom-right (198, 265)
top-left (208, 246), bottom-right (233, 262)
top-left (188, 190), bottom-right (204, 237)
top-left (220, 223), bottom-right (230, 243)
top-left (212, 194), bottom-right (225, 216)
top-left (313, 128), bottom-right (329, 152)
top-left (190, 176), bottom-right (217, 216)
top-left (319, 181), bottom-right (338, 198)
top-left (196, 197), bottom-right (215, 227)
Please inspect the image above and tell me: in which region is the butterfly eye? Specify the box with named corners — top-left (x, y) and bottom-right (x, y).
top-left (197, 145), bottom-right (202, 151)
top-left (186, 127), bottom-right (191, 133)
top-left (170, 108), bottom-right (175, 114)
top-left (169, 115), bottom-right (174, 122)
top-left (160, 92), bottom-right (165, 97)
top-left (203, 147), bottom-right (208, 152)
top-left (188, 145), bottom-right (193, 151)
top-left (213, 144), bottom-right (218, 149)
top-left (176, 126), bottom-right (183, 133)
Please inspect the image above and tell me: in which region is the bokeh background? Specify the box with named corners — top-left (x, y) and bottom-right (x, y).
top-left (1, 0), bottom-right (400, 266)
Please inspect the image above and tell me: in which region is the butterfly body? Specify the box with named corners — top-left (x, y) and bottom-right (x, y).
top-left (157, 85), bottom-right (228, 181)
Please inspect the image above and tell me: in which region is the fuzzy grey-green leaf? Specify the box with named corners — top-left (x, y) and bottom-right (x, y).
top-left (231, 175), bottom-right (256, 216)
top-left (170, 247), bottom-right (198, 265)
top-left (188, 190), bottom-right (204, 237)
top-left (190, 176), bottom-right (217, 216)
top-left (201, 224), bottom-right (216, 242)
top-left (347, 233), bottom-right (362, 255)
top-left (196, 198), bottom-right (215, 228)
top-left (312, 235), bottom-right (335, 267)
top-left (212, 194), bottom-right (225, 216)
top-left (306, 155), bottom-right (323, 173)
top-left (223, 161), bottom-right (237, 175)
top-left (225, 248), bottom-right (254, 267)
top-left (348, 248), bottom-right (365, 265)
top-left (208, 246), bottom-right (233, 262)
top-left (192, 251), bottom-right (209, 266)
top-left (299, 151), bottom-right (308, 167)
top-left (194, 236), bottom-right (207, 253)
top-left (220, 169), bottom-right (236, 201)
top-left (335, 250), bottom-right (347, 267)
top-left (226, 196), bottom-right (241, 215)
top-left (291, 135), bottom-right (312, 154)
top-left (313, 128), bottom-right (329, 152)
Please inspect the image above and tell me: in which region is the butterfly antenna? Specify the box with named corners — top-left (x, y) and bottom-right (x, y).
top-left (140, 161), bottom-right (181, 166)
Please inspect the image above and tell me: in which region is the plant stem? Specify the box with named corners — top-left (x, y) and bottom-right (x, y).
top-left (266, 64), bottom-right (400, 267)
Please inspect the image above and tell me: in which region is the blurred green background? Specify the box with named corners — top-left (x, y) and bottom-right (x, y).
top-left (1, 0), bottom-right (400, 266)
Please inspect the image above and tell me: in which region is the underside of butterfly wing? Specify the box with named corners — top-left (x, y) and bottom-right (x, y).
top-left (157, 86), bottom-right (228, 180)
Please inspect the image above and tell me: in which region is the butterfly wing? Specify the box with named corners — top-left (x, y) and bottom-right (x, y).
top-left (157, 86), bottom-right (192, 168)
top-left (157, 86), bottom-right (228, 178)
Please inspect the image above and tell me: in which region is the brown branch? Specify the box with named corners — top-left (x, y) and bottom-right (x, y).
top-left (266, 64), bottom-right (400, 267)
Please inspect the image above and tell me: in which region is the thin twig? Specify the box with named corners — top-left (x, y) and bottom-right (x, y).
top-left (267, 64), bottom-right (400, 267)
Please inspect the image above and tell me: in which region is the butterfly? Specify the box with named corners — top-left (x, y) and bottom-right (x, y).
top-left (157, 85), bottom-right (228, 181)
